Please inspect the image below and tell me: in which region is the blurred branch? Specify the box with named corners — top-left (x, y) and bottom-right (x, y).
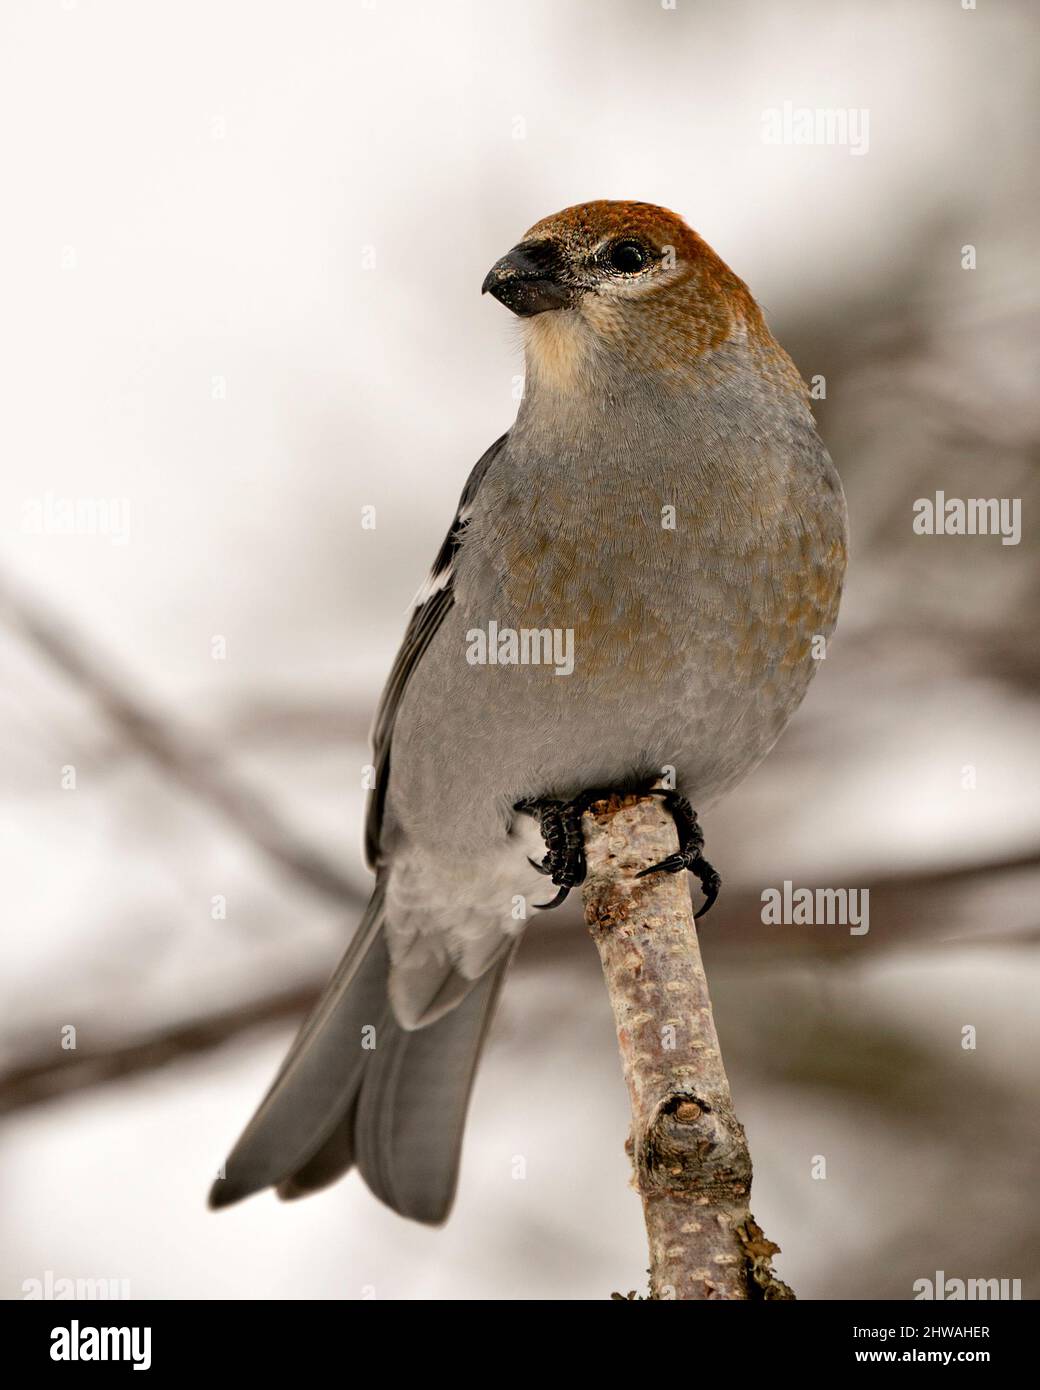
top-left (0, 985), bottom-right (315, 1117)
top-left (839, 616), bottom-right (1040, 694)
top-left (0, 567), bottom-right (367, 910)
top-left (701, 845), bottom-right (1040, 963)
top-left (582, 794), bottom-right (793, 1301)
top-left (2, 841), bottom-right (1035, 1116)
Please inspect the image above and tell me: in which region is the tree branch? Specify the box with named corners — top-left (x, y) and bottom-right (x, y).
top-left (0, 567), bottom-right (366, 910)
top-left (0, 985), bottom-right (317, 1116)
top-left (582, 793), bottom-right (793, 1301)
top-left (4, 845), bottom-right (1035, 1116)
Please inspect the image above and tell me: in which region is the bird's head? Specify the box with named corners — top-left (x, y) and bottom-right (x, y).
top-left (482, 200), bottom-right (785, 395)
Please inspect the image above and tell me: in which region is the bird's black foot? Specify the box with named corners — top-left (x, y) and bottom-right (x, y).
top-left (515, 793), bottom-right (594, 910)
top-left (635, 791), bottom-right (721, 919)
top-left (517, 788), bottom-right (624, 909)
top-left (517, 787), bottom-right (720, 918)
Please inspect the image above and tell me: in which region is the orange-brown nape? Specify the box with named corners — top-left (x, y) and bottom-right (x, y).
top-left (517, 199), bottom-right (789, 388)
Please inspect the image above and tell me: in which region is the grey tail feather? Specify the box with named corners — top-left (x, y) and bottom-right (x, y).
top-left (209, 880), bottom-right (388, 1211)
top-left (209, 880), bottom-right (513, 1224)
top-left (275, 1098), bottom-right (359, 1200)
top-left (351, 948), bottom-right (513, 1223)
top-left (277, 949), bottom-right (513, 1221)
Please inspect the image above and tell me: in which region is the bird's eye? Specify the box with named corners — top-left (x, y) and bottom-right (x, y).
top-left (607, 240), bottom-right (649, 274)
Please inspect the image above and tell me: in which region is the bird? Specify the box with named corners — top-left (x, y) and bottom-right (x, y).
top-left (209, 199), bottom-right (847, 1224)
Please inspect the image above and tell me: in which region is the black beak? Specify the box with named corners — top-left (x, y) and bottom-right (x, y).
top-left (481, 240), bottom-right (572, 317)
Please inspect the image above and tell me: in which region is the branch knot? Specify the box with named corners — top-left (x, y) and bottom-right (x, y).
top-left (639, 1091), bottom-right (752, 1198)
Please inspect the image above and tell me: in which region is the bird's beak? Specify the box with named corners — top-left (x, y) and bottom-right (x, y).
top-left (481, 240), bottom-right (572, 317)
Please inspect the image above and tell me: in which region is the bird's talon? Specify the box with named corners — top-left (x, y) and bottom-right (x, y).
top-left (517, 794), bottom-right (592, 910)
top-left (638, 790), bottom-right (722, 918)
top-left (534, 884), bottom-right (571, 910)
top-left (519, 786), bottom-right (721, 917)
top-left (694, 887), bottom-right (719, 919)
top-left (634, 853), bottom-right (686, 878)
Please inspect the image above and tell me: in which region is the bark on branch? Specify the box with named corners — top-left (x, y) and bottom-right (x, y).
top-left (581, 793), bottom-right (794, 1301)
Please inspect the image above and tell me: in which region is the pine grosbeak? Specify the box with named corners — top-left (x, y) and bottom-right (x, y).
top-left (211, 200), bottom-right (847, 1222)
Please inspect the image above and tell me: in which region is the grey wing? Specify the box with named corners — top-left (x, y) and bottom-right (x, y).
top-left (364, 431), bottom-right (508, 867)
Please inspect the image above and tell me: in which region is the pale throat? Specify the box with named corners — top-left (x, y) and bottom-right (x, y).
top-left (521, 312), bottom-right (596, 397)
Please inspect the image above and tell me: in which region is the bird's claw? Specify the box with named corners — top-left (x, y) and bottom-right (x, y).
top-left (517, 787), bottom-right (721, 918)
top-left (637, 790), bottom-right (721, 919)
top-left (533, 883), bottom-right (572, 911)
top-left (517, 793), bottom-right (595, 910)
top-left (694, 868), bottom-right (722, 920)
top-left (635, 852), bottom-right (686, 878)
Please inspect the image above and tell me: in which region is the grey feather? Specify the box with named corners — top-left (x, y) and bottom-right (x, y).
top-left (364, 432), bottom-right (508, 868)
top-left (353, 947), bottom-right (513, 1223)
top-left (276, 1100), bottom-right (360, 1200)
top-left (212, 882), bottom-right (511, 1222)
top-left (209, 883), bottom-right (388, 1209)
top-left (212, 433), bottom-right (516, 1219)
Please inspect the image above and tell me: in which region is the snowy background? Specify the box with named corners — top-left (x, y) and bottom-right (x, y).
top-left (2, 0), bottom-right (1038, 1299)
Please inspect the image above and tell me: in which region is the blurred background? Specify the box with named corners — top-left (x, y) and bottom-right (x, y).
top-left (2, 0), bottom-right (1038, 1300)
